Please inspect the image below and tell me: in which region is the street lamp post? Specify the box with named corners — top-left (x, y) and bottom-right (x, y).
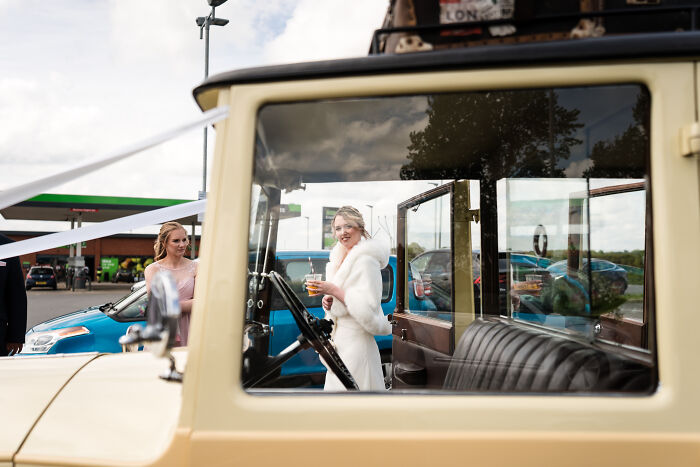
top-left (366, 205), bottom-right (373, 237)
top-left (303, 216), bottom-right (310, 249)
top-left (196, 0), bottom-right (229, 195)
top-left (428, 183), bottom-right (438, 248)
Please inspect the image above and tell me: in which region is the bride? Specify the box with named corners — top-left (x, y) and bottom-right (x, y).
top-left (305, 206), bottom-right (392, 391)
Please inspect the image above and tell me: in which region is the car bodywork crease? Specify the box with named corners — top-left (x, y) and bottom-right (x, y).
top-left (10, 353), bottom-right (104, 464)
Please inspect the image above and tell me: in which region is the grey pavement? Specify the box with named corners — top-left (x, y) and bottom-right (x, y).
top-left (26, 281), bottom-right (134, 331)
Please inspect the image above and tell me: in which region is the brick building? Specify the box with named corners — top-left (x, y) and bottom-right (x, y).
top-left (4, 231), bottom-right (200, 282)
top-left (1, 193), bottom-right (201, 282)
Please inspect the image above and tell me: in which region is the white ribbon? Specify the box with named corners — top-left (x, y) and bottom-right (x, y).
top-left (0, 199), bottom-right (206, 260)
top-left (0, 106), bottom-right (229, 211)
top-left (0, 106), bottom-right (228, 260)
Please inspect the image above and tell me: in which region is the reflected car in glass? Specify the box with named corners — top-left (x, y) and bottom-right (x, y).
top-left (547, 258), bottom-right (628, 296)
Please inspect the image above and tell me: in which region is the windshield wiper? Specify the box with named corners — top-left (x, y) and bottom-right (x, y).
top-left (98, 302), bottom-right (113, 312)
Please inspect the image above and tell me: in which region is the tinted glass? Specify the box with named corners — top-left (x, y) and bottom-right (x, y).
top-left (30, 268), bottom-right (53, 275)
top-left (381, 266), bottom-right (393, 302)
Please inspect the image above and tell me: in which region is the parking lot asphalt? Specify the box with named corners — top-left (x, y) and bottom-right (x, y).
top-left (26, 281), bottom-right (134, 331)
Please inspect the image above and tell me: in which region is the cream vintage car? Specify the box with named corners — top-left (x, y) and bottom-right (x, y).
top-left (2, 2), bottom-right (700, 466)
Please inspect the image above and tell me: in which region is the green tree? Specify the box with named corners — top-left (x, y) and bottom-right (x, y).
top-left (406, 242), bottom-right (426, 261)
top-left (584, 91), bottom-right (649, 179)
top-left (401, 89), bottom-right (583, 181)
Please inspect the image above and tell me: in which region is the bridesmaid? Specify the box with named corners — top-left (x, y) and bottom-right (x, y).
top-left (144, 221), bottom-right (197, 346)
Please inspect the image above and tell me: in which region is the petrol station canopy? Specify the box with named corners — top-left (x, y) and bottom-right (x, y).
top-left (0, 193), bottom-right (202, 226)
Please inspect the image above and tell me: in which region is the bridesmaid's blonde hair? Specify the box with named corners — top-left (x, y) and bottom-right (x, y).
top-left (154, 221), bottom-right (187, 261)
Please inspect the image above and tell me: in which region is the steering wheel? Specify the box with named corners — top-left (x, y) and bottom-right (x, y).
top-left (268, 271), bottom-right (358, 390)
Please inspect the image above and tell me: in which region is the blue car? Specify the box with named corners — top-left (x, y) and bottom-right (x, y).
top-left (22, 282), bottom-right (147, 354)
top-left (22, 252), bottom-right (432, 384)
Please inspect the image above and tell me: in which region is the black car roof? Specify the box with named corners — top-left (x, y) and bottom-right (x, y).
top-left (193, 31), bottom-right (700, 108)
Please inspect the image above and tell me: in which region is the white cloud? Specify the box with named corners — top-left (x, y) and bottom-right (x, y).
top-left (263, 0), bottom-right (388, 64)
top-left (0, 0), bottom-right (391, 233)
top-left (564, 158), bottom-right (594, 177)
top-left (108, 0), bottom-right (202, 67)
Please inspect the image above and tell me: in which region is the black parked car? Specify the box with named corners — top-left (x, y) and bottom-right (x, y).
top-left (112, 268), bottom-right (134, 283)
top-left (25, 266), bottom-right (57, 290)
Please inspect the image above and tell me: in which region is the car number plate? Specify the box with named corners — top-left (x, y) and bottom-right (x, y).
top-left (36, 281), bottom-right (46, 285)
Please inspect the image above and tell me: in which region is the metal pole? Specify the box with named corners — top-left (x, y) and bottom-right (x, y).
top-left (69, 217), bottom-right (75, 258)
top-left (428, 183), bottom-right (438, 248)
top-left (197, 4), bottom-right (227, 194)
top-left (434, 200), bottom-right (438, 248)
top-left (304, 216), bottom-right (309, 249)
top-left (76, 213), bottom-right (82, 258)
top-left (366, 205), bottom-right (373, 237)
top-left (202, 7), bottom-right (212, 194)
top-left (191, 222), bottom-right (196, 259)
top-left (437, 180), bottom-right (443, 248)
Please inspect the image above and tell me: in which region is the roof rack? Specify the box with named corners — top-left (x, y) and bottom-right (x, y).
top-left (371, 4), bottom-right (700, 55)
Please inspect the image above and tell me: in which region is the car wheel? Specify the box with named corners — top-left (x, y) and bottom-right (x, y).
top-left (25, 286), bottom-right (31, 291)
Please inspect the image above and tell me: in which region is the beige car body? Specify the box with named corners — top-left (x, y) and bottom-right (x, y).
top-left (2, 39), bottom-right (700, 467)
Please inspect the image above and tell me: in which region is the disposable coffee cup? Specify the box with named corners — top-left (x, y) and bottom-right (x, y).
top-left (305, 274), bottom-right (322, 296)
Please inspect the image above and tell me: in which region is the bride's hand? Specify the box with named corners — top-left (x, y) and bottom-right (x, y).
top-left (322, 295), bottom-right (333, 311)
top-left (307, 280), bottom-right (337, 296)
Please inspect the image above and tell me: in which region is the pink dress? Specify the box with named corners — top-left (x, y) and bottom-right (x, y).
top-left (145, 260), bottom-right (197, 346)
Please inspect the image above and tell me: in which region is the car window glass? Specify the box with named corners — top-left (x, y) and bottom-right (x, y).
top-left (270, 259), bottom-right (328, 310)
top-left (406, 193), bottom-right (452, 320)
top-left (381, 265), bottom-right (392, 302)
top-left (503, 179), bottom-right (646, 350)
top-left (410, 253), bottom-right (431, 272)
top-left (115, 293), bottom-right (148, 319)
top-left (244, 84), bottom-right (654, 395)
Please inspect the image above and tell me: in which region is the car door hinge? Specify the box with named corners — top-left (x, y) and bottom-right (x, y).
top-left (680, 122), bottom-right (700, 157)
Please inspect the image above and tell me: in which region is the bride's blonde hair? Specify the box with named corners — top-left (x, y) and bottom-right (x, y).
top-left (332, 206), bottom-right (369, 240)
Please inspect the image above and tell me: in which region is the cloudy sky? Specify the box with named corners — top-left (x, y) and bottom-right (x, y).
top-left (0, 0), bottom-right (388, 233)
top-left (0, 1), bottom-right (646, 255)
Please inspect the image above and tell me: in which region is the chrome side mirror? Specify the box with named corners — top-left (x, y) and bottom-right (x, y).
top-left (144, 270), bottom-right (181, 358)
top-left (121, 325), bottom-right (142, 352)
top-left (119, 270), bottom-right (182, 381)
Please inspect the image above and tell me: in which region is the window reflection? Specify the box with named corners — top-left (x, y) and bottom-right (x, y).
top-left (406, 192), bottom-right (452, 319)
top-left (245, 84), bottom-right (653, 393)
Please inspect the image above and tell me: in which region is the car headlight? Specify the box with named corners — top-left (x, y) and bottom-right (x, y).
top-left (22, 326), bottom-right (90, 354)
